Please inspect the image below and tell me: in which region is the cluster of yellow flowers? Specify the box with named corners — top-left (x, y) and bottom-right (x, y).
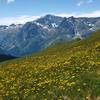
top-left (0, 40), bottom-right (100, 99)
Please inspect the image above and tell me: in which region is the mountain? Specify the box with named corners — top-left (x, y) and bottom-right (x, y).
top-left (0, 30), bottom-right (99, 99)
top-left (0, 15), bottom-right (100, 57)
top-left (35, 14), bottom-right (63, 28)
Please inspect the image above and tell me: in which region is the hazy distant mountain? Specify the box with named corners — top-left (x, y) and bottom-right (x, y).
top-left (0, 15), bottom-right (100, 57)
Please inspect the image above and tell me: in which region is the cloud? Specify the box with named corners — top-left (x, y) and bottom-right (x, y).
top-left (55, 10), bottom-right (100, 17)
top-left (0, 15), bottom-right (40, 25)
top-left (55, 13), bottom-right (77, 17)
top-left (77, 1), bottom-right (83, 6)
top-left (77, 0), bottom-right (93, 6)
top-left (0, 10), bottom-right (100, 25)
top-left (7, 0), bottom-right (15, 4)
top-left (78, 10), bottom-right (100, 17)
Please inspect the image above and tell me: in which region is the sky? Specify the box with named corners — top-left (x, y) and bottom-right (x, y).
top-left (0, 0), bottom-right (100, 25)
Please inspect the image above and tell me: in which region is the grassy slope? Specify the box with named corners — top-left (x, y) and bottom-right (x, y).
top-left (0, 31), bottom-right (100, 100)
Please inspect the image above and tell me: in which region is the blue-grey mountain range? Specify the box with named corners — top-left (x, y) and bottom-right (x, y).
top-left (0, 15), bottom-right (100, 57)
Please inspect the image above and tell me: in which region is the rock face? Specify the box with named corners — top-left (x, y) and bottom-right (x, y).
top-left (0, 15), bottom-right (100, 57)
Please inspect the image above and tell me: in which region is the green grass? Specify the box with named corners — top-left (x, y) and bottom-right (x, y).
top-left (0, 31), bottom-right (100, 100)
